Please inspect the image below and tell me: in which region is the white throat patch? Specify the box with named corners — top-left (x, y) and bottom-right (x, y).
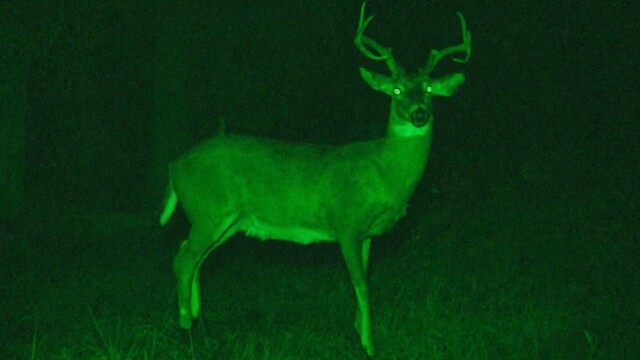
top-left (389, 121), bottom-right (431, 137)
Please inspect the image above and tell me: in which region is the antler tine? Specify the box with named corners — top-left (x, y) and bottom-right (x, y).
top-left (423, 12), bottom-right (472, 75)
top-left (354, 2), bottom-right (400, 76)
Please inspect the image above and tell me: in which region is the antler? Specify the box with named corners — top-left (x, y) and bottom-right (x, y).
top-left (354, 2), bottom-right (401, 76)
top-left (422, 12), bottom-right (472, 75)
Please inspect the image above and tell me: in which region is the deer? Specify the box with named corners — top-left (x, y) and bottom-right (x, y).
top-left (159, 2), bottom-right (471, 356)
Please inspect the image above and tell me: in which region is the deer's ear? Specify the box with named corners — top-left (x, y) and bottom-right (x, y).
top-left (359, 67), bottom-right (395, 95)
top-left (427, 72), bottom-right (466, 97)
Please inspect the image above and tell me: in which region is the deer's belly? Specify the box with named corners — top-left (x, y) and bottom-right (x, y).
top-left (237, 216), bottom-right (334, 245)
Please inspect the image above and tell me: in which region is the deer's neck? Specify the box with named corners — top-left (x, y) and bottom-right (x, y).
top-left (381, 117), bottom-right (434, 198)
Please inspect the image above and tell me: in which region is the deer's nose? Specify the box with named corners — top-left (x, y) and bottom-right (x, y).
top-left (411, 107), bottom-right (430, 127)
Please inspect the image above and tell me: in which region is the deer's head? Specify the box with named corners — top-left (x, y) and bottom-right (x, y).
top-left (355, 3), bottom-right (471, 137)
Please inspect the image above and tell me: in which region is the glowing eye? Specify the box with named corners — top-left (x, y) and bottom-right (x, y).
top-left (426, 86), bottom-right (433, 93)
top-left (393, 88), bottom-right (401, 95)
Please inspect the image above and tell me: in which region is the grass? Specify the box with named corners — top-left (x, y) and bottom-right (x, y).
top-left (1, 160), bottom-right (637, 359)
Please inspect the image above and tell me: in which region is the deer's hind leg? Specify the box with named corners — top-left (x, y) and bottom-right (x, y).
top-left (174, 215), bottom-right (237, 329)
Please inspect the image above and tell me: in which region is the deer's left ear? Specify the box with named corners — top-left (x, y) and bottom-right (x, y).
top-left (427, 72), bottom-right (466, 97)
top-left (359, 67), bottom-right (396, 95)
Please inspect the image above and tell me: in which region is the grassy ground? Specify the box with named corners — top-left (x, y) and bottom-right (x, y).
top-left (1, 154), bottom-right (638, 359)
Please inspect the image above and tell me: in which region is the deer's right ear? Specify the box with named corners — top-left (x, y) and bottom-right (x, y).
top-left (359, 67), bottom-right (395, 95)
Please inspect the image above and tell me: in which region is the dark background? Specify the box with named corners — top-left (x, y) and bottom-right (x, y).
top-left (2, 0), bottom-right (636, 214)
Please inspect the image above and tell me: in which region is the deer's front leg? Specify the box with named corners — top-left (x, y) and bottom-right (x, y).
top-left (341, 236), bottom-right (375, 357)
top-left (354, 237), bottom-right (372, 333)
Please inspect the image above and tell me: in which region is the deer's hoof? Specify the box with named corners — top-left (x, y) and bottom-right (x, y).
top-left (363, 341), bottom-right (376, 357)
top-left (179, 309), bottom-right (193, 329)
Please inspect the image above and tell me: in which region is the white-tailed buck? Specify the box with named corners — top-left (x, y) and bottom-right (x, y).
top-left (160, 2), bottom-right (470, 356)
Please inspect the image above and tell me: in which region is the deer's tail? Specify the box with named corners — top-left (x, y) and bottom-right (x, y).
top-left (159, 179), bottom-right (178, 226)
